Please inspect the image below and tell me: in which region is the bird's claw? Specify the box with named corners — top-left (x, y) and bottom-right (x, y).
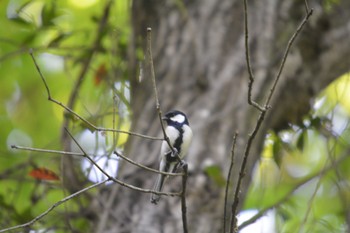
top-left (171, 148), bottom-right (179, 158)
top-left (179, 160), bottom-right (187, 168)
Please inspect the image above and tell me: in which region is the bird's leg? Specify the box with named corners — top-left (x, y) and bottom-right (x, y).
top-left (179, 160), bottom-right (187, 169)
top-left (171, 148), bottom-right (184, 164)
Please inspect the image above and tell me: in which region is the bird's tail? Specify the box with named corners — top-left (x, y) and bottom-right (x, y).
top-left (150, 174), bottom-right (166, 204)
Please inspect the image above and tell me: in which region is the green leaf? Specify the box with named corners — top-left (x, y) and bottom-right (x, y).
top-left (41, 1), bottom-right (57, 27)
top-left (296, 130), bottom-right (306, 151)
top-left (9, 15), bottom-right (32, 25)
top-left (204, 165), bottom-right (226, 187)
top-left (48, 32), bottom-right (72, 47)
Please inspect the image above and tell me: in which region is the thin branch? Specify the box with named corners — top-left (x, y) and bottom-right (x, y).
top-left (96, 181), bottom-right (119, 233)
top-left (114, 151), bottom-right (183, 177)
top-left (298, 176), bottom-right (323, 233)
top-left (304, 0), bottom-right (310, 13)
top-left (65, 0), bottom-right (112, 112)
top-left (230, 111), bottom-right (267, 233)
top-left (65, 128), bottom-right (113, 179)
top-left (146, 28), bottom-right (178, 156)
top-left (28, 51), bottom-right (161, 141)
top-left (0, 45), bottom-right (87, 63)
top-left (65, 128), bottom-right (180, 196)
top-left (265, 9), bottom-right (313, 105)
top-left (238, 147), bottom-right (350, 231)
top-left (0, 179), bottom-right (109, 233)
top-left (299, 145), bottom-right (332, 232)
top-left (230, 2), bottom-right (313, 231)
top-left (181, 163), bottom-right (189, 233)
top-left (11, 145), bottom-right (82, 156)
top-left (223, 132), bottom-right (238, 233)
top-left (147, 27), bottom-right (160, 110)
top-left (10, 145), bottom-right (180, 197)
top-left (112, 94), bottom-right (118, 152)
top-left (243, 0), bottom-right (265, 112)
top-left (10, 145), bottom-right (183, 177)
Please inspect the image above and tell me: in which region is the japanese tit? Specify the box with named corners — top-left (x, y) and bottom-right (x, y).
top-left (150, 110), bottom-right (193, 204)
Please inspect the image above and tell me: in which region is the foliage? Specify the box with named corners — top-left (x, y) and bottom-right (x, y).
top-left (245, 73), bottom-right (350, 233)
top-left (0, 0), bottom-right (131, 231)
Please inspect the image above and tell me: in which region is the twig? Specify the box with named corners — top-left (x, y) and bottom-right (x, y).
top-left (146, 28), bottom-right (177, 156)
top-left (0, 45), bottom-right (87, 63)
top-left (10, 145), bottom-right (183, 177)
top-left (243, 0), bottom-right (265, 112)
top-left (299, 150), bottom-right (329, 232)
top-left (0, 179), bottom-right (109, 233)
top-left (11, 144), bottom-right (83, 156)
top-left (223, 132), bottom-right (238, 233)
top-left (28, 51), bottom-right (161, 141)
top-left (65, 0), bottom-right (112, 112)
top-left (112, 94), bottom-right (118, 152)
top-left (298, 177), bottom-right (322, 233)
top-left (96, 181), bottom-right (119, 233)
top-left (230, 111), bottom-right (266, 233)
top-left (65, 128), bottom-right (113, 179)
top-left (65, 128), bottom-right (179, 195)
top-left (181, 163), bottom-right (189, 233)
top-left (114, 151), bottom-right (183, 176)
top-left (10, 144), bottom-right (180, 197)
top-left (230, 2), bottom-right (313, 231)
top-left (304, 0), bottom-right (310, 13)
top-left (238, 147), bottom-right (350, 231)
top-left (265, 8), bottom-right (313, 105)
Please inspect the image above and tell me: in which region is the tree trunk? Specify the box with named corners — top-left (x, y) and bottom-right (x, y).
top-left (95, 0), bottom-right (350, 232)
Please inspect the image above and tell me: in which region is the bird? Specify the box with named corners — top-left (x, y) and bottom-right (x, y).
top-left (150, 110), bottom-right (193, 204)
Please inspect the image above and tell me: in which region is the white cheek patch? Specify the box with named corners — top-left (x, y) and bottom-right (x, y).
top-left (170, 114), bottom-right (185, 123)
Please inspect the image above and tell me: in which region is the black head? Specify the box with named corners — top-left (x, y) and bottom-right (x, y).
top-left (162, 110), bottom-right (189, 126)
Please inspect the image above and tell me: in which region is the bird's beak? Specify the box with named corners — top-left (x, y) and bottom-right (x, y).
top-left (162, 116), bottom-right (168, 121)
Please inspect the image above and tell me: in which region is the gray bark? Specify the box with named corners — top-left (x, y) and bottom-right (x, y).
top-left (96, 0), bottom-right (350, 232)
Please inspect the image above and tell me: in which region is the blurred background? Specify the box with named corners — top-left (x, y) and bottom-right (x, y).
top-left (1, 0), bottom-right (350, 232)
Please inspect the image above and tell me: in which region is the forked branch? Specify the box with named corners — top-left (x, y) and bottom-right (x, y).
top-left (228, 1), bottom-right (314, 232)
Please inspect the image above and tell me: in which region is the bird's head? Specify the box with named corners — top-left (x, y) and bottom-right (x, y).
top-left (162, 110), bottom-right (189, 126)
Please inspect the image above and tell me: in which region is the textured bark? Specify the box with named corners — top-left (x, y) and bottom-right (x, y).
top-left (95, 0), bottom-right (350, 232)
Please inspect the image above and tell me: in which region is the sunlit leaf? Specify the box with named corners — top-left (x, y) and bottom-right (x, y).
top-left (8, 16), bottom-right (32, 25)
top-left (48, 32), bottom-right (72, 47)
top-left (41, 2), bottom-right (57, 27)
top-left (324, 73), bottom-right (350, 114)
top-left (296, 130), bottom-right (306, 151)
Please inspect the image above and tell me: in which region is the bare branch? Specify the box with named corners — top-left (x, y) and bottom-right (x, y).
top-left (181, 163), bottom-right (189, 233)
top-left (10, 144), bottom-right (180, 198)
top-left (265, 8), bottom-right (313, 105)
top-left (65, 0), bottom-right (112, 112)
top-left (28, 51), bottom-right (161, 141)
top-left (0, 179), bottom-right (109, 233)
top-left (146, 28), bottom-right (179, 158)
top-left (65, 128), bottom-right (114, 179)
top-left (65, 128), bottom-right (180, 196)
top-left (243, 0), bottom-right (266, 112)
top-left (58, 1), bottom-right (114, 192)
top-left (11, 144), bottom-right (82, 156)
top-left (230, 2), bottom-right (314, 231)
top-left (304, 0), bottom-right (310, 13)
top-left (10, 145), bottom-right (183, 178)
top-left (114, 150), bottom-right (184, 177)
top-left (223, 132), bottom-right (238, 233)
top-left (238, 147), bottom-right (350, 231)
